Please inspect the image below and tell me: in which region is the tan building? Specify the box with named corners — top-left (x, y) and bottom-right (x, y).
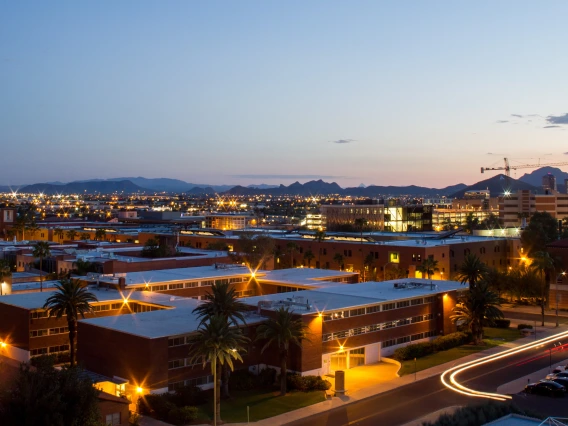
top-left (500, 190), bottom-right (568, 227)
top-left (204, 214), bottom-right (254, 230)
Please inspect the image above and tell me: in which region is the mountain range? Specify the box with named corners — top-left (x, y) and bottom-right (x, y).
top-left (2, 166), bottom-right (565, 196)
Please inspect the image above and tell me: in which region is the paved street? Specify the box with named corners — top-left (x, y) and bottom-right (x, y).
top-left (286, 333), bottom-right (568, 426)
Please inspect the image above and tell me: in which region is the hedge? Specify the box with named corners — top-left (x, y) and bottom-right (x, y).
top-left (517, 323), bottom-right (533, 330)
top-left (283, 373), bottom-right (332, 391)
top-left (492, 319), bottom-right (511, 329)
top-left (138, 389), bottom-right (200, 425)
top-left (393, 332), bottom-right (470, 361)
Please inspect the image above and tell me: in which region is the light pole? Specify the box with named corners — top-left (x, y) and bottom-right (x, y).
top-left (549, 343), bottom-right (562, 373)
top-left (556, 272), bottom-right (565, 328)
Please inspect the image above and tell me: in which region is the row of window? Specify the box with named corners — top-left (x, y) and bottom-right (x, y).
top-left (30, 327), bottom-right (69, 338)
top-left (168, 375), bottom-right (214, 391)
top-left (322, 313), bottom-right (434, 342)
top-left (235, 289), bottom-right (255, 298)
top-left (30, 344), bottom-right (70, 356)
top-left (168, 357), bottom-right (202, 370)
top-left (382, 330), bottom-right (437, 348)
top-left (323, 296), bottom-right (436, 321)
top-left (150, 277), bottom-right (248, 292)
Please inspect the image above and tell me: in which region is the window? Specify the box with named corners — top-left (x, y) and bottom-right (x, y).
top-left (49, 327), bottom-right (69, 335)
top-left (366, 305), bottom-right (380, 314)
top-left (349, 308), bottom-right (365, 317)
top-left (31, 348), bottom-right (48, 356)
top-left (382, 303), bottom-right (395, 311)
top-left (417, 254), bottom-right (422, 262)
top-left (382, 339), bottom-right (396, 348)
top-left (396, 300), bottom-right (410, 309)
top-left (215, 279), bottom-right (229, 285)
top-left (105, 413), bottom-right (121, 426)
top-left (411, 333), bottom-right (425, 341)
top-left (168, 336), bottom-right (186, 347)
top-left (111, 303), bottom-right (122, 309)
top-left (169, 283), bottom-right (183, 290)
top-left (49, 344), bottom-right (69, 353)
top-left (411, 298), bottom-right (423, 306)
top-left (322, 333), bottom-right (333, 342)
top-left (229, 277), bottom-right (242, 284)
top-left (389, 252), bottom-right (400, 263)
top-left (168, 359), bottom-right (185, 370)
top-left (383, 321), bottom-right (396, 329)
top-left (424, 296), bottom-right (436, 304)
top-left (92, 304), bottom-right (110, 312)
top-left (30, 311), bottom-right (48, 320)
top-left (30, 329), bottom-right (48, 338)
top-left (352, 327), bottom-right (365, 336)
top-left (201, 280), bottom-right (214, 287)
top-left (398, 318), bottom-right (411, 326)
top-left (168, 381), bottom-right (184, 392)
top-left (153, 284), bottom-right (167, 291)
top-left (396, 336), bottom-right (410, 345)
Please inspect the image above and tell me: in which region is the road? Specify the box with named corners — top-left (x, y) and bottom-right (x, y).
top-left (286, 338), bottom-right (568, 426)
top-left (501, 309), bottom-right (568, 326)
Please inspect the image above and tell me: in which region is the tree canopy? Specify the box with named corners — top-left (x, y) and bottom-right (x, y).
top-left (521, 211), bottom-right (559, 255)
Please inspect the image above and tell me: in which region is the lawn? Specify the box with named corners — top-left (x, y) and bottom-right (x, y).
top-left (398, 327), bottom-right (523, 376)
top-left (195, 389), bottom-right (325, 423)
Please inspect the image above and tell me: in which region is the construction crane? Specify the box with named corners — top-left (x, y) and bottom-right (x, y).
top-left (481, 157), bottom-right (568, 177)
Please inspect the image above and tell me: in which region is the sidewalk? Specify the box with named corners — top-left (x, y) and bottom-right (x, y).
top-left (501, 303), bottom-right (568, 318)
top-left (194, 323), bottom-right (566, 426)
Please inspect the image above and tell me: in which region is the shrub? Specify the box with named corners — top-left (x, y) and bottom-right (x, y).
top-left (517, 323), bottom-right (533, 330)
top-left (138, 394), bottom-right (176, 419)
top-left (284, 373), bottom-right (331, 391)
top-left (393, 342), bottom-right (434, 361)
top-left (492, 319), bottom-right (511, 329)
top-left (229, 369), bottom-right (256, 391)
top-left (257, 367), bottom-right (277, 387)
top-left (432, 332), bottom-right (470, 352)
top-left (173, 385), bottom-right (206, 406)
top-left (167, 406), bottom-right (198, 425)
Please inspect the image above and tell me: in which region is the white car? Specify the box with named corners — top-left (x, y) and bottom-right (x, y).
top-left (546, 367), bottom-right (568, 381)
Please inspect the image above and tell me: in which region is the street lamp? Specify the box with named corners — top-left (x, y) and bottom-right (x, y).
top-left (556, 272), bottom-right (566, 328)
top-left (549, 342), bottom-right (562, 372)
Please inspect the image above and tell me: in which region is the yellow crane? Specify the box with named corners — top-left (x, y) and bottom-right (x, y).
top-left (481, 157), bottom-right (568, 177)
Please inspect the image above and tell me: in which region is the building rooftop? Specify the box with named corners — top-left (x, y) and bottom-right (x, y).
top-left (242, 278), bottom-right (464, 314)
top-left (259, 268), bottom-right (357, 287)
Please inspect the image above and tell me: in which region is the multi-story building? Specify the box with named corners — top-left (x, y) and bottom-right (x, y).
top-left (321, 204), bottom-right (433, 232)
top-left (204, 213), bottom-right (254, 230)
top-left (0, 207), bottom-right (16, 239)
top-left (500, 190), bottom-right (568, 227)
top-left (543, 173), bottom-right (557, 192)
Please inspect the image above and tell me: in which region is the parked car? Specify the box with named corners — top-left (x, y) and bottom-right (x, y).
top-left (546, 371), bottom-right (568, 381)
top-left (550, 378), bottom-right (568, 389)
top-left (525, 381), bottom-right (566, 397)
top-left (545, 366), bottom-right (567, 380)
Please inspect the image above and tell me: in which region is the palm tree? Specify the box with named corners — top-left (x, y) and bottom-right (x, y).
top-left (457, 253), bottom-right (487, 289)
top-left (94, 229), bottom-right (106, 241)
top-left (464, 213), bottom-right (479, 234)
top-left (187, 315), bottom-right (248, 426)
top-left (43, 279), bottom-right (98, 366)
top-left (354, 218), bottom-right (368, 243)
top-left (450, 281), bottom-right (504, 345)
top-left (286, 242), bottom-right (299, 268)
top-left (0, 259), bottom-right (12, 295)
top-left (314, 230), bottom-right (326, 268)
top-left (53, 228), bottom-right (65, 243)
top-left (530, 251), bottom-right (559, 325)
top-left (255, 307), bottom-right (309, 396)
top-left (32, 241), bottom-right (51, 292)
top-left (333, 253), bottom-right (344, 271)
top-left (66, 229), bottom-right (78, 241)
top-left (303, 249), bottom-right (315, 268)
top-left (417, 258), bottom-right (439, 280)
top-left (79, 232), bottom-right (90, 241)
top-left (363, 253), bottom-right (376, 281)
top-left (193, 282), bottom-right (249, 398)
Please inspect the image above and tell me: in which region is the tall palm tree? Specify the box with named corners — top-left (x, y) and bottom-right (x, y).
top-left (530, 251), bottom-right (559, 325)
top-left (363, 253), bottom-right (376, 281)
top-left (193, 282), bottom-right (249, 398)
top-left (457, 253), bottom-right (487, 289)
top-left (417, 258), bottom-right (439, 280)
top-left (66, 229), bottom-right (78, 241)
top-left (255, 307), bottom-right (309, 396)
top-left (303, 249), bottom-right (315, 268)
top-left (27, 221), bottom-right (39, 240)
top-left (451, 281), bottom-right (504, 345)
top-left (79, 232), bottom-right (90, 241)
top-left (286, 242), bottom-right (299, 268)
top-left (314, 230), bottom-right (326, 268)
top-left (464, 213), bottom-right (479, 234)
top-left (32, 241), bottom-right (51, 292)
top-left (333, 253), bottom-right (344, 271)
top-left (187, 315), bottom-right (248, 426)
top-left (354, 218), bottom-right (368, 243)
top-left (43, 279), bottom-right (98, 366)
top-left (53, 228), bottom-right (65, 243)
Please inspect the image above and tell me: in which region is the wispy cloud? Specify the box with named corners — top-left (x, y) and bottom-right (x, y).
top-left (511, 114), bottom-right (523, 118)
top-left (564, 152), bottom-right (568, 155)
top-left (543, 125), bottom-right (561, 129)
top-left (230, 174), bottom-right (346, 179)
top-left (496, 120), bottom-right (509, 124)
top-left (331, 139), bottom-right (355, 144)
top-left (546, 113), bottom-right (568, 125)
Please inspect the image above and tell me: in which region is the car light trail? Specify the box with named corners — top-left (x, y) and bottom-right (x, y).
top-left (441, 329), bottom-right (568, 401)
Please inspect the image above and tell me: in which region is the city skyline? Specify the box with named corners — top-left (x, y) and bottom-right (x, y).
top-left (2, 1), bottom-right (568, 187)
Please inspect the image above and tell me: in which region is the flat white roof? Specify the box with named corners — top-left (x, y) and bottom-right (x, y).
top-left (259, 269), bottom-right (357, 287)
top-left (242, 278), bottom-right (464, 314)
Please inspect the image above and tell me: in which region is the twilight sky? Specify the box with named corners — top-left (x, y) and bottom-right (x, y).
top-left (1, 1), bottom-right (568, 188)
